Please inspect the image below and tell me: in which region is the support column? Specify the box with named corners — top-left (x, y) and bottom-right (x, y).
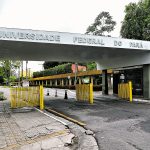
top-left (66, 79), bottom-right (68, 86)
top-left (46, 80), bottom-right (47, 86)
top-left (102, 70), bottom-right (108, 95)
top-left (79, 78), bottom-right (82, 84)
top-left (143, 64), bottom-right (150, 99)
top-left (69, 79), bottom-right (72, 86)
top-left (50, 80), bottom-right (52, 87)
top-left (61, 79), bottom-right (64, 86)
top-left (55, 80), bottom-right (57, 86)
top-left (90, 76), bottom-right (94, 84)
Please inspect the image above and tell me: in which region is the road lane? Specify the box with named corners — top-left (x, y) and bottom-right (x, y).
top-left (44, 88), bottom-right (150, 150)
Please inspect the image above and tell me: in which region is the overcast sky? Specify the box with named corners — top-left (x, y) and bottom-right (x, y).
top-left (0, 0), bottom-right (139, 71)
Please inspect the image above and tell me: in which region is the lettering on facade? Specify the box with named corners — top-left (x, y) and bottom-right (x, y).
top-left (0, 31), bottom-right (60, 42)
top-left (114, 40), bottom-right (122, 47)
top-left (73, 37), bottom-right (105, 45)
top-left (129, 42), bottom-right (143, 48)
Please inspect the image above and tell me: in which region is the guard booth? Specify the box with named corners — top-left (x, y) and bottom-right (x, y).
top-left (113, 66), bottom-right (143, 97)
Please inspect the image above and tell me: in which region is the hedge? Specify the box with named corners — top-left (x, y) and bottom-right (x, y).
top-left (33, 63), bottom-right (72, 78)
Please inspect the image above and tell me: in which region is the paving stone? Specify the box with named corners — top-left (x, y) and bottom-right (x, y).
top-left (59, 133), bottom-right (75, 145)
top-left (85, 129), bottom-right (94, 135)
top-left (19, 142), bottom-right (41, 150)
top-left (25, 128), bottom-right (39, 138)
top-left (41, 137), bottom-right (64, 149)
top-left (78, 145), bottom-right (99, 150)
top-left (79, 135), bottom-right (97, 148)
top-left (0, 137), bottom-right (7, 149)
top-left (45, 123), bottom-right (66, 132)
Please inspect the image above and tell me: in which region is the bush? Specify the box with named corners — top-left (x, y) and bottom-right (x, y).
top-left (0, 92), bottom-right (6, 101)
top-left (87, 62), bottom-right (97, 70)
top-left (33, 63), bottom-right (72, 78)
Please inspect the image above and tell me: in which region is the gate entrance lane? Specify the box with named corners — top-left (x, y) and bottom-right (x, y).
top-left (44, 93), bottom-right (150, 150)
top-left (0, 27), bottom-right (150, 98)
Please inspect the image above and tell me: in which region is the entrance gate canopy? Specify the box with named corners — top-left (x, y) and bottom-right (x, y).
top-left (0, 27), bottom-right (150, 69)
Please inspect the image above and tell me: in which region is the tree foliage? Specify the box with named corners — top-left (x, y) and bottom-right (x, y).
top-left (87, 62), bottom-right (97, 70)
top-left (86, 11), bottom-right (116, 36)
top-left (120, 0), bottom-right (150, 40)
top-left (43, 61), bottom-right (72, 69)
top-left (33, 63), bottom-right (72, 78)
top-left (0, 60), bottom-right (22, 85)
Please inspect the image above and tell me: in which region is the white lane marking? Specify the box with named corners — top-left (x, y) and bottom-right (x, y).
top-left (34, 107), bottom-right (68, 126)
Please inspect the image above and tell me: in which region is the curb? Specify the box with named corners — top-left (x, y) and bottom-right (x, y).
top-left (133, 99), bottom-right (150, 104)
top-left (45, 107), bottom-right (86, 127)
top-left (45, 107), bottom-right (99, 150)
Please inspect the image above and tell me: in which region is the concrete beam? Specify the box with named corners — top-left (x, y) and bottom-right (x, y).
top-left (143, 65), bottom-right (150, 99)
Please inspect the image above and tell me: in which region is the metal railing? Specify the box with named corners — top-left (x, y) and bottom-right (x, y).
top-left (76, 83), bottom-right (93, 104)
top-left (118, 81), bottom-right (132, 102)
top-left (10, 85), bottom-right (44, 110)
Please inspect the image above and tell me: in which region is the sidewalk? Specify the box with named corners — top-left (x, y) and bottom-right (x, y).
top-left (0, 100), bottom-right (75, 150)
top-left (0, 93), bottom-right (98, 150)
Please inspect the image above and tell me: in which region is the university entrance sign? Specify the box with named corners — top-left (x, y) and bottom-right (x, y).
top-left (0, 27), bottom-right (149, 50)
top-left (0, 27), bottom-right (149, 70)
top-left (0, 27), bottom-right (150, 99)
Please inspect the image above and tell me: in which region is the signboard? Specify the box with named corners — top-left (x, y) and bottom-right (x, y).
top-left (0, 27), bottom-right (149, 51)
top-left (82, 77), bottom-right (90, 84)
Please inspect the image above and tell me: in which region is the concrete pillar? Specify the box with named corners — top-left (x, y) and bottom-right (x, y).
top-left (79, 78), bottom-right (82, 84)
top-left (46, 80), bottom-right (47, 86)
top-left (66, 79), bottom-right (69, 86)
top-left (55, 80), bottom-right (57, 86)
top-left (143, 64), bottom-right (150, 99)
top-left (69, 79), bottom-right (71, 86)
top-left (91, 76), bottom-right (94, 84)
top-left (39, 81), bottom-right (40, 85)
top-left (61, 79), bottom-right (64, 86)
top-left (50, 80), bottom-right (52, 87)
top-left (102, 70), bottom-right (108, 95)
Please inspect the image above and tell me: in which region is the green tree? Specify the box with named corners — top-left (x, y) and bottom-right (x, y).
top-left (0, 60), bottom-right (22, 85)
top-left (86, 11), bottom-right (116, 36)
top-left (120, 0), bottom-right (150, 40)
top-left (43, 61), bottom-right (72, 69)
top-left (87, 62), bottom-right (97, 70)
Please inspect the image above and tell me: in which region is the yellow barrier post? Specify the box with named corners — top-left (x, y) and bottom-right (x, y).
top-left (10, 88), bottom-right (14, 108)
top-left (89, 83), bottom-right (93, 104)
top-left (129, 81), bottom-right (133, 102)
top-left (40, 85), bottom-right (44, 110)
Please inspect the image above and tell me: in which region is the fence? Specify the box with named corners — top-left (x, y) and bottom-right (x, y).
top-left (118, 81), bottom-right (132, 102)
top-left (10, 85), bottom-right (44, 110)
top-left (76, 83), bottom-right (93, 104)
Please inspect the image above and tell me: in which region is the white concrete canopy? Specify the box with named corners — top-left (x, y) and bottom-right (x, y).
top-left (0, 27), bottom-right (150, 69)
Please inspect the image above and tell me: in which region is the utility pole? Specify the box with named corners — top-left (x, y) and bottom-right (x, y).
top-left (75, 63), bottom-right (78, 85)
top-left (18, 65), bottom-right (21, 86)
top-left (28, 68), bottom-right (31, 78)
top-left (21, 61), bottom-right (23, 81)
top-left (26, 61), bottom-right (28, 80)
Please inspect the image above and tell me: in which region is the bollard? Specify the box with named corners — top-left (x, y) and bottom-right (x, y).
top-left (64, 90), bottom-right (68, 99)
top-left (46, 89), bottom-right (49, 96)
top-left (55, 90), bottom-right (58, 97)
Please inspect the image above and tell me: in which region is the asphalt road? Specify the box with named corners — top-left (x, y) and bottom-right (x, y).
top-left (44, 88), bottom-right (150, 150)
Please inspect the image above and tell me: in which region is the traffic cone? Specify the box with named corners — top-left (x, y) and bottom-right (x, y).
top-left (46, 89), bottom-right (49, 96)
top-left (64, 90), bottom-right (68, 99)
